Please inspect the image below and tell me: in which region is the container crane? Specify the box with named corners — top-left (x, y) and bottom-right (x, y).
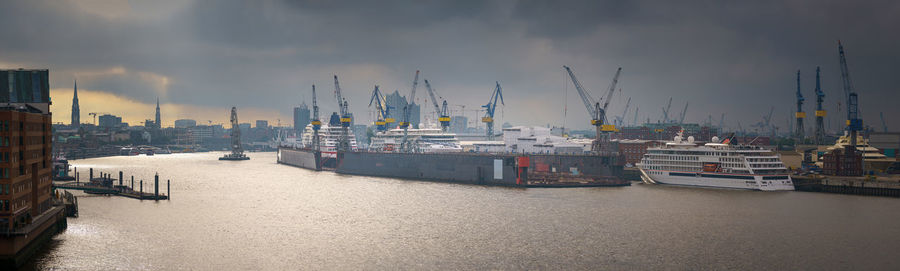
top-left (632, 107), bottom-right (639, 126)
top-left (661, 97), bottom-right (672, 123)
top-left (368, 85), bottom-right (393, 131)
top-left (481, 82), bottom-right (505, 141)
top-left (814, 66), bottom-right (826, 145)
top-left (838, 41), bottom-right (862, 150)
top-left (563, 65), bottom-right (621, 153)
top-left (795, 70), bottom-right (806, 141)
top-left (615, 97), bottom-right (630, 127)
top-left (678, 102), bottom-right (689, 125)
top-left (423, 79), bottom-right (450, 132)
top-left (400, 71), bottom-right (419, 152)
top-left (333, 75), bottom-right (351, 152)
top-left (310, 85), bottom-right (321, 151)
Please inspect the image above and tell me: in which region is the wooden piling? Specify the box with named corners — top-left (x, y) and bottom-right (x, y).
top-left (167, 180), bottom-right (170, 200)
top-left (154, 173), bottom-right (159, 201)
top-left (119, 171), bottom-right (123, 186)
top-left (89, 168), bottom-right (93, 181)
top-left (140, 180), bottom-right (143, 201)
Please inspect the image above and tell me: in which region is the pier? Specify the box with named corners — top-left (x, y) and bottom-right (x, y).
top-left (52, 168), bottom-right (170, 201)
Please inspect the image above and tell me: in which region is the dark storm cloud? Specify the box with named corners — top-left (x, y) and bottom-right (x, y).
top-left (0, 0), bottom-right (897, 129)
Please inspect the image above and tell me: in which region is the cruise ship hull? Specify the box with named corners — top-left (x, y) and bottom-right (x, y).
top-left (639, 168), bottom-right (794, 191)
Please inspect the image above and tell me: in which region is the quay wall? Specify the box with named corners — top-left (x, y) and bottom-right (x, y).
top-left (335, 152), bottom-right (520, 186)
top-left (278, 148), bottom-right (320, 171)
top-left (793, 176), bottom-right (900, 197)
top-left (0, 206), bottom-right (67, 268)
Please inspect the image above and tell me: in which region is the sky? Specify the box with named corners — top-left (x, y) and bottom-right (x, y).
top-left (1, 0), bottom-right (898, 132)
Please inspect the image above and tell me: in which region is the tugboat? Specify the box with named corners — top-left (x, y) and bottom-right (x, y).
top-left (220, 106), bottom-right (250, 161)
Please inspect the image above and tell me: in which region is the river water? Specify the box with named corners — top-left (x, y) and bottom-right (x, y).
top-left (22, 152), bottom-right (900, 270)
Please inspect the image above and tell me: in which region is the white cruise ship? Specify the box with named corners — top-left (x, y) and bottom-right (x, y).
top-left (638, 132), bottom-right (794, 191)
top-left (297, 123), bottom-right (359, 157)
top-left (368, 127), bottom-right (462, 153)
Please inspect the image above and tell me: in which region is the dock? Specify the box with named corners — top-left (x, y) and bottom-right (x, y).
top-left (792, 175), bottom-right (900, 197)
top-left (52, 168), bottom-right (171, 201)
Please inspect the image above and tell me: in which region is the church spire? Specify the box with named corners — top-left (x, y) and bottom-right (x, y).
top-left (155, 97), bottom-right (161, 129)
top-left (71, 79), bottom-right (80, 128)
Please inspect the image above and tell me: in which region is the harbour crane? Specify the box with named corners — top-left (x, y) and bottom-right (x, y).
top-left (763, 106), bottom-right (775, 136)
top-left (333, 75), bottom-right (351, 152)
top-left (368, 85), bottom-right (393, 131)
top-left (632, 107), bottom-right (639, 126)
top-left (400, 71), bottom-right (420, 152)
top-left (563, 65), bottom-right (622, 153)
top-left (661, 97), bottom-right (672, 123)
top-left (615, 97), bottom-right (630, 127)
top-left (795, 70), bottom-right (806, 141)
top-left (678, 102), bottom-right (689, 125)
top-left (481, 82), bottom-right (504, 141)
top-left (719, 113), bottom-right (725, 132)
top-left (88, 112), bottom-right (98, 125)
top-left (838, 41), bottom-right (862, 150)
top-left (310, 85), bottom-right (321, 151)
top-left (814, 66), bottom-right (826, 145)
top-left (880, 112), bottom-right (888, 133)
top-left (423, 79), bottom-right (450, 132)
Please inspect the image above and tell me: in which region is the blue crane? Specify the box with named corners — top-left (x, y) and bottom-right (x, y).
top-left (795, 70), bottom-right (805, 140)
top-left (563, 65), bottom-right (622, 152)
top-left (368, 85), bottom-right (393, 131)
top-left (310, 85), bottom-right (321, 151)
top-left (481, 82), bottom-right (504, 141)
top-left (814, 66), bottom-right (826, 145)
top-left (333, 75), bottom-right (352, 151)
top-left (424, 79), bottom-right (451, 132)
top-left (838, 41), bottom-right (862, 148)
top-left (400, 70), bottom-right (420, 152)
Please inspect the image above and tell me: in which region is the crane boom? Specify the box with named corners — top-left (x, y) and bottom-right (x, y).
top-left (617, 97), bottom-right (631, 126)
top-left (678, 102), bottom-right (688, 125)
top-left (662, 97), bottom-right (672, 123)
top-left (563, 66), bottom-right (598, 119)
top-left (881, 112), bottom-right (888, 133)
top-left (424, 79), bottom-right (451, 131)
top-left (838, 41), bottom-right (862, 150)
top-left (600, 69), bottom-right (622, 116)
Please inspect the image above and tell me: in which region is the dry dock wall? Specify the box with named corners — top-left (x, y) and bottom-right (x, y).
top-left (335, 152), bottom-right (520, 185)
top-left (278, 148), bottom-right (320, 171)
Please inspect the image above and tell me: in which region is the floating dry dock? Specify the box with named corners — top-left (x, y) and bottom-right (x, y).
top-left (278, 147), bottom-right (629, 187)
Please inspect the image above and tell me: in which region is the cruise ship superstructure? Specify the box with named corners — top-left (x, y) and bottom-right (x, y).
top-left (638, 133), bottom-right (794, 191)
top-left (368, 127), bottom-right (461, 153)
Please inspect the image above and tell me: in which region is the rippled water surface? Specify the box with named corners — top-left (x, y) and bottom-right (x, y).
top-left (22, 152), bottom-right (900, 270)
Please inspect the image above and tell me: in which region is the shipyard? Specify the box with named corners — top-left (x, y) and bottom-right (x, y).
top-left (4, 1), bottom-right (900, 270)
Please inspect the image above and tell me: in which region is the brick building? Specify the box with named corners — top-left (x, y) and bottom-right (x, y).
top-left (616, 139), bottom-right (663, 165)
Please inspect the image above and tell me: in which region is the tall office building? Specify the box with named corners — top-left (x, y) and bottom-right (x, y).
top-left (71, 80), bottom-right (80, 128)
top-left (293, 103), bottom-right (310, 133)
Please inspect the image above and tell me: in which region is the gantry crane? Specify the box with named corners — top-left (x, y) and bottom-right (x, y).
top-left (795, 70), bottom-right (806, 141)
top-left (481, 82), bottom-right (505, 141)
top-left (368, 85), bottom-right (393, 131)
top-left (400, 71), bottom-right (420, 152)
top-left (424, 79), bottom-right (450, 132)
top-left (333, 75), bottom-right (352, 152)
top-left (310, 85), bottom-right (321, 151)
top-left (563, 65), bottom-right (622, 153)
top-left (814, 66), bottom-right (826, 145)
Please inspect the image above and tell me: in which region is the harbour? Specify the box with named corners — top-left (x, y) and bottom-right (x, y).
top-left (24, 152), bottom-right (900, 270)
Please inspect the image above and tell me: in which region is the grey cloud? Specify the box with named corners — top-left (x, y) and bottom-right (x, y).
top-left (0, 0), bottom-right (897, 130)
